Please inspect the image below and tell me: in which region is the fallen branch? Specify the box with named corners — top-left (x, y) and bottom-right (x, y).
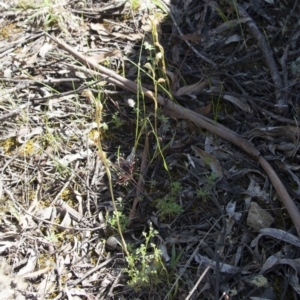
top-left (48, 35), bottom-right (300, 237)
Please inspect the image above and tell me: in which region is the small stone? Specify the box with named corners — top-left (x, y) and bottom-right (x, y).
top-left (247, 202), bottom-right (274, 231)
top-left (106, 236), bottom-right (122, 250)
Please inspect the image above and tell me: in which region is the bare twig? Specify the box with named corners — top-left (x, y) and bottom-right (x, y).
top-left (185, 265), bottom-right (211, 300)
top-left (0, 103), bottom-right (30, 122)
top-left (70, 256), bottom-right (115, 286)
top-left (233, 3), bottom-right (288, 113)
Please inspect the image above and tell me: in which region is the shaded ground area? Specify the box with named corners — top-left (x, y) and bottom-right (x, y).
top-left (0, 0), bottom-right (300, 299)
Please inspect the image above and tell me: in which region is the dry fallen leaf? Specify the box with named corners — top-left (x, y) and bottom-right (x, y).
top-left (191, 145), bottom-right (223, 177)
top-left (223, 94), bottom-right (251, 112)
top-left (178, 33), bottom-right (202, 42)
top-left (194, 103), bottom-right (211, 116)
top-left (175, 79), bottom-right (208, 96)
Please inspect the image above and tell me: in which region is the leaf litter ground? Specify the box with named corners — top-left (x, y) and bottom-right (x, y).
top-left (0, 0), bottom-right (300, 299)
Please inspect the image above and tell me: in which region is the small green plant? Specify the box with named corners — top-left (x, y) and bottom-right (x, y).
top-left (157, 113), bottom-right (171, 132)
top-left (129, 0), bottom-right (141, 11)
top-left (156, 181), bottom-right (183, 221)
top-left (17, 0), bottom-right (40, 9)
top-left (196, 187), bottom-right (210, 202)
top-left (111, 112), bottom-right (125, 128)
top-left (129, 0), bottom-right (169, 14)
top-left (211, 86), bottom-right (223, 123)
top-left (196, 172), bottom-right (218, 201)
top-left (170, 243), bottom-right (184, 270)
top-left (108, 210), bottom-right (129, 232)
top-left (206, 172), bottom-right (218, 186)
top-left (19, 0), bottom-right (82, 34)
top-left (0, 197), bottom-right (21, 223)
top-left (45, 230), bottom-right (59, 244)
top-left (126, 223), bottom-right (165, 290)
top-left (215, 6), bottom-right (229, 23)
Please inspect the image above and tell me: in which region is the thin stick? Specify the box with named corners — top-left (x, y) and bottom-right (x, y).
top-left (185, 265), bottom-right (211, 300)
top-left (233, 3), bottom-right (288, 113)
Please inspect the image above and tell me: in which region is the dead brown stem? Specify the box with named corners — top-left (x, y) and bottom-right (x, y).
top-left (129, 132), bottom-right (149, 221)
